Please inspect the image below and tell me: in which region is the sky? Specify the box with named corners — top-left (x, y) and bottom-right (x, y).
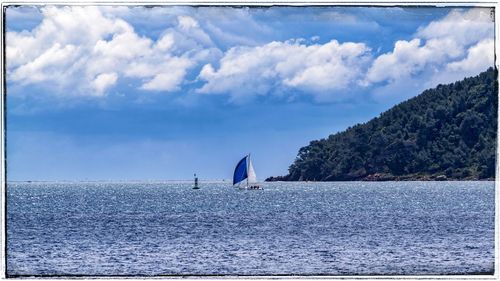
top-left (5, 6), bottom-right (495, 181)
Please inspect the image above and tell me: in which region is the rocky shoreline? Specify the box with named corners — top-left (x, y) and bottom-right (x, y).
top-left (265, 173), bottom-right (494, 182)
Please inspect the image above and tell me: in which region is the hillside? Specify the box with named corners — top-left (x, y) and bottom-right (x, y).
top-left (267, 68), bottom-right (497, 181)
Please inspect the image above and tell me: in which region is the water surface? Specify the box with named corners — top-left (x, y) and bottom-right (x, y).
top-left (7, 181), bottom-right (495, 276)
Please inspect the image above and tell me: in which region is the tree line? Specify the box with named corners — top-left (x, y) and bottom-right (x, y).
top-left (267, 68), bottom-right (497, 181)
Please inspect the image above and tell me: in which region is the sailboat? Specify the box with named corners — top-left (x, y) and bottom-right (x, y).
top-left (233, 154), bottom-right (262, 190)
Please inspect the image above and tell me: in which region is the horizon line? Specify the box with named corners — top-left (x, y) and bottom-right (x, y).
top-left (6, 179), bottom-right (233, 183)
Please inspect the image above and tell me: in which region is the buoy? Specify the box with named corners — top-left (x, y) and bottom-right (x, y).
top-left (193, 173), bottom-right (200, 189)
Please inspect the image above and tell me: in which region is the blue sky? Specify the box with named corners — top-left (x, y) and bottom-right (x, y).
top-left (5, 6), bottom-right (495, 181)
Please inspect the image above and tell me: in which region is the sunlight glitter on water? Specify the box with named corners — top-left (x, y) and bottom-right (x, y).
top-left (6, 181), bottom-right (495, 276)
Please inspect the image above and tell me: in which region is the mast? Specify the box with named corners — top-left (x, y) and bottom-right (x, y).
top-left (246, 154), bottom-right (250, 188)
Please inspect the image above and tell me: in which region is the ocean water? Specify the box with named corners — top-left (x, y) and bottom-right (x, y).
top-left (6, 181), bottom-right (495, 276)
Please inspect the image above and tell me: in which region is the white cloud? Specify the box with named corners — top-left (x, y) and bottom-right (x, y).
top-left (364, 8), bottom-right (494, 88)
top-left (7, 6), bottom-right (126, 67)
top-left (196, 7), bottom-right (274, 47)
top-left (11, 43), bottom-right (78, 83)
top-left (141, 72), bottom-right (184, 91)
top-left (419, 38), bottom-right (496, 90)
top-left (316, 11), bottom-right (358, 22)
top-left (92, 72), bottom-right (118, 95)
top-left (365, 38), bottom-right (461, 84)
top-left (6, 6), bottom-right (218, 97)
top-left (198, 8), bottom-right (494, 103)
top-left (416, 8), bottom-right (493, 47)
top-left (178, 15), bottom-right (199, 29)
top-left (198, 39), bottom-right (371, 101)
top-left (93, 31), bottom-right (153, 60)
top-left (155, 33), bottom-right (175, 51)
top-left (6, 6), bottom-right (495, 103)
top-left (139, 57), bottom-right (193, 91)
top-left (446, 39), bottom-right (494, 74)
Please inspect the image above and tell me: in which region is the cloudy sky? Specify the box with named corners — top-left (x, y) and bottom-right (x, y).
top-left (6, 6), bottom-right (495, 181)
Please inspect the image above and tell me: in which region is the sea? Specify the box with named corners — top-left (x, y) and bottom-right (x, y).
top-left (6, 181), bottom-right (495, 276)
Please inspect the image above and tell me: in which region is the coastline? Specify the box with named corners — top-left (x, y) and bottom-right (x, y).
top-left (265, 174), bottom-right (496, 182)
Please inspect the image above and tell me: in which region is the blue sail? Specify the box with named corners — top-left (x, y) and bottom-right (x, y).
top-left (233, 156), bottom-right (248, 185)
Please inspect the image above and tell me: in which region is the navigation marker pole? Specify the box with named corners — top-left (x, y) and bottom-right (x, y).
top-left (193, 173), bottom-right (199, 189)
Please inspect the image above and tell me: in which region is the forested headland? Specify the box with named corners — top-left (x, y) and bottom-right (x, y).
top-left (267, 68), bottom-right (497, 181)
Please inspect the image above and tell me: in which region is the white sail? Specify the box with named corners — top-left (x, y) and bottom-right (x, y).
top-left (247, 156), bottom-right (257, 184)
